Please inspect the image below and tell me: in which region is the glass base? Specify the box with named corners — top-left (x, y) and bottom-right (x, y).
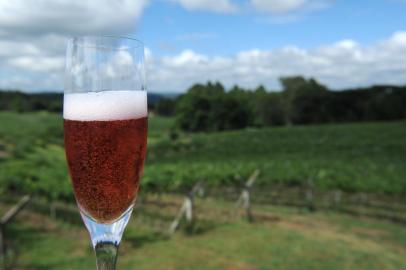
top-left (81, 207), bottom-right (133, 247)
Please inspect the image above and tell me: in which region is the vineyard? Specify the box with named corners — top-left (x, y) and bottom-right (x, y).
top-left (1, 112), bottom-right (406, 199)
top-left (1, 111), bottom-right (406, 269)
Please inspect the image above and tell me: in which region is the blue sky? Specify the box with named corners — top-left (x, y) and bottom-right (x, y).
top-left (0, 0), bottom-right (405, 92)
top-left (139, 0), bottom-right (406, 57)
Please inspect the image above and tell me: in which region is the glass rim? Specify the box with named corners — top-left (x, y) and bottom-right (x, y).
top-left (68, 35), bottom-right (144, 50)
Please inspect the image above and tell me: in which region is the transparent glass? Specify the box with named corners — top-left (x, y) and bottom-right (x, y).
top-left (63, 36), bottom-right (148, 270)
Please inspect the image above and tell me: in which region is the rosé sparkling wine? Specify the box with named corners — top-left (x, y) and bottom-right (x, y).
top-left (64, 90), bottom-right (148, 223)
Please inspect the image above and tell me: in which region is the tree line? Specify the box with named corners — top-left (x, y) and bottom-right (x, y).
top-left (1, 76), bottom-right (406, 132)
top-left (0, 91), bottom-right (163, 113)
top-left (155, 76), bottom-right (406, 132)
top-left (0, 91), bottom-right (63, 112)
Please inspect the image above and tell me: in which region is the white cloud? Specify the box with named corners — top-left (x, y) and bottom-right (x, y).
top-left (174, 0), bottom-right (238, 13)
top-left (251, 0), bottom-right (306, 13)
top-left (162, 50), bottom-right (208, 67)
top-left (0, 40), bottom-right (41, 58)
top-left (0, 0), bottom-right (149, 91)
top-left (386, 31), bottom-right (406, 46)
top-left (145, 31), bottom-right (406, 92)
top-left (0, 0), bottom-right (148, 37)
top-left (172, 0), bottom-right (331, 15)
top-left (251, 0), bottom-right (333, 14)
top-left (3, 31), bottom-right (406, 92)
top-left (8, 56), bottom-right (64, 72)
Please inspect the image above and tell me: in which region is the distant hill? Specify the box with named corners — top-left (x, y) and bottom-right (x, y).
top-left (148, 92), bottom-right (171, 104)
top-left (0, 90), bottom-right (172, 112)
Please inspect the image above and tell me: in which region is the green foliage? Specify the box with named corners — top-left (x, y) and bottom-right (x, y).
top-left (0, 112), bottom-right (67, 200)
top-left (280, 76), bottom-right (330, 124)
top-left (145, 120), bottom-right (406, 194)
top-left (154, 97), bottom-right (177, 116)
top-left (0, 91), bottom-right (63, 112)
top-left (0, 112), bottom-right (405, 201)
top-left (176, 82), bottom-right (254, 132)
top-left (169, 79), bottom-right (406, 132)
top-left (0, 111), bottom-right (63, 157)
top-left (147, 115), bottom-right (175, 139)
top-left (1, 145), bottom-right (71, 200)
top-left (254, 92), bottom-right (285, 126)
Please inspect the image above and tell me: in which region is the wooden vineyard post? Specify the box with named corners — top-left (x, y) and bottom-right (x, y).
top-left (184, 194), bottom-right (193, 223)
top-left (50, 201), bottom-right (56, 219)
top-left (0, 196), bottom-right (31, 226)
top-left (333, 190), bottom-right (342, 209)
top-left (169, 182), bottom-right (204, 234)
top-left (359, 193), bottom-right (368, 206)
top-left (233, 170), bottom-right (260, 222)
top-left (0, 195), bottom-right (31, 270)
top-left (305, 178), bottom-right (315, 211)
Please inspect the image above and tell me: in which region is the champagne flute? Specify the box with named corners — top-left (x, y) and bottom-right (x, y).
top-left (63, 36), bottom-right (147, 270)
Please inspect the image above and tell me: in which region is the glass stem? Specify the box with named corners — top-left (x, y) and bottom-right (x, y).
top-left (95, 242), bottom-right (119, 270)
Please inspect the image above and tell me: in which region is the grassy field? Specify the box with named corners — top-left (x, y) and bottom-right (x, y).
top-left (146, 120), bottom-right (406, 194)
top-left (1, 111), bottom-right (406, 198)
top-left (1, 111), bottom-right (406, 269)
top-left (3, 197), bottom-right (406, 270)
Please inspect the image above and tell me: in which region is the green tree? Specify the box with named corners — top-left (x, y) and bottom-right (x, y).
top-left (176, 82), bottom-right (254, 132)
top-left (255, 92), bottom-right (285, 126)
top-left (280, 76), bottom-right (329, 124)
top-left (155, 98), bottom-right (177, 116)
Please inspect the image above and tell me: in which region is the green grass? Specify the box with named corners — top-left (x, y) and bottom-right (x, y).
top-left (0, 110), bottom-right (404, 270)
top-left (0, 111), bottom-right (62, 157)
top-left (145, 121), bottom-right (406, 194)
top-left (1, 111), bottom-right (406, 197)
top-left (147, 113), bottom-right (174, 138)
top-left (5, 201), bottom-right (406, 270)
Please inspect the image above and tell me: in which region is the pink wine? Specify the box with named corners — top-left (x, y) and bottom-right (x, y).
top-left (64, 90), bottom-right (147, 223)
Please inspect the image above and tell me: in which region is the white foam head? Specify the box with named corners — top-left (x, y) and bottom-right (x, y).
top-left (63, 90), bottom-right (147, 121)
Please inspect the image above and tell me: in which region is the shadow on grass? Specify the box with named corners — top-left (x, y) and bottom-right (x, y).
top-left (4, 218), bottom-right (93, 270)
top-left (136, 208), bottom-right (176, 222)
top-left (16, 257), bottom-right (92, 270)
top-left (180, 219), bottom-right (219, 236)
top-left (27, 202), bottom-right (84, 226)
top-left (6, 223), bottom-right (39, 247)
top-left (125, 231), bottom-right (169, 249)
